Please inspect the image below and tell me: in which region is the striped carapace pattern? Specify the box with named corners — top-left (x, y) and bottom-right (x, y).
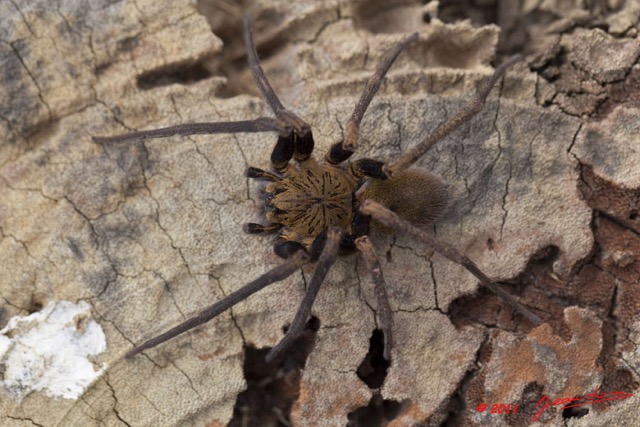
top-left (264, 159), bottom-right (356, 246)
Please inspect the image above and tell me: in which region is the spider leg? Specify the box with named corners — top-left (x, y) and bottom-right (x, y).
top-left (92, 117), bottom-right (291, 144)
top-left (349, 158), bottom-right (387, 180)
top-left (274, 238), bottom-right (307, 259)
top-left (359, 200), bottom-right (542, 325)
top-left (94, 16), bottom-right (314, 169)
top-left (243, 223), bottom-right (282, 234)
top-left (383, 55), bottom-right (523, 178)
top-left (243, 16), bottom-right (314, 164)
top-left (340, 211), bottom-right (372, 251)
top-left (355, 236), bottom-right (394, 361)
top-left (93, 115), bottom-right (299, 176)
top-left (265, 226), bottom-right (343, 363)
top-left (245, 166), bottom-right (282, 181)
top-left (325, 32), bottom-right (418, 165)
top-left (124, 250), bottom-right (309, 359)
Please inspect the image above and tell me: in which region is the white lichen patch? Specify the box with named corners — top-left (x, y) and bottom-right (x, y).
top-left (0, 300), bottom-right (106, 400)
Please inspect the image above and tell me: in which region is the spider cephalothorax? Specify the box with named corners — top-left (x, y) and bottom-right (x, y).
top-left (263, 159), bottom-right (357, 252)
top-left (94, 16), bottom-right (541, 363)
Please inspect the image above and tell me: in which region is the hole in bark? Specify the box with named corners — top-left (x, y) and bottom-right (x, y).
top-left (486, 237), bottom-right (494, 250)
top-left (137, 60), bottom-right (214, 90)
top-left (630, 210), bottom-right (638, 220)
top-left (562, 406), bottom-right (589, 419)
top-left (27, 299), bottom-right (43, 314)
top-left (356, 329), bottom-right (390, 389)
top-left (228, 316), bottom-right (319, 427)
top-left (529, 245), bottom-right (560, 266)
top-left (352, 0), bottom-right (426, 34)
top-left (438, 0), bottom-right (498, 26)
top-left (347, 392), bottom-right (406, 427)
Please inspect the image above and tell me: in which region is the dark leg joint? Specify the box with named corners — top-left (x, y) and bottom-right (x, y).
top-left (293, 130), bottom-right (315, 162)
top-left (244, 223), bottom-right (281, 234)
top-left (351, 159), bottom-right (388, 180)
top-left (341, 211), bottom-right (371, 251)
top-left (245, 167), bottom-right (281, 181)
top-left (274, 239), bottom-right (307, 259)
top-left (351, 210), bottom-right (371, 238)
top-left (339, 236), bottom-right (357, 253)
top-left (325, 141), bottom-right (354, 165)
top-left (309, 229), bottom-right (329, 261)
top-left (271, 134), bottom-right (295, 171)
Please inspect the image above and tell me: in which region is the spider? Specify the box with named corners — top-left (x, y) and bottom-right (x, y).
top-left (94, 16), bottom-right (541, 363)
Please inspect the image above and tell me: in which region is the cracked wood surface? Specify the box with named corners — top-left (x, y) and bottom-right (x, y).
top-left (1, 0), bottom-right (639, 426)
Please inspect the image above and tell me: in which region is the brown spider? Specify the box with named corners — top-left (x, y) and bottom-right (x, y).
top-left (94, 17), bottom-right (541, 363)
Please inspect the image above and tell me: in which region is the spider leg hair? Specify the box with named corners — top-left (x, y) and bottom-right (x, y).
top-left (326, 32), bottom-right (418, 165)
top-left (265, 226), bottom-right (343, 363)
top-left (124, 250), bottom-right (309, 359)
top-left (359, 200), bottom-right (542, 325)
top-left (92, 117), bottom-right (292, 144)
top-left (355, 236), bottom-right (394, 361)
top-left (384, 54), bottom-right (523, 178)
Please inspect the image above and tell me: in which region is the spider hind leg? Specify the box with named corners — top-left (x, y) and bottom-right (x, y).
top-left (356, 236), bottom-right (394, 361)
top-left (360, 200), bottom-right (542, 325)
top-left (266, 227), bottom-right (343, 362)
top-left (123, 250), bottom-right (309, 359)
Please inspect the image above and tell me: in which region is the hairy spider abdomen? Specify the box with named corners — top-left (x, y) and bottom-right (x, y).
top-left (265, 160), bottom-right (356, 239)
top-left (362, 169), bottom-right (449, 232)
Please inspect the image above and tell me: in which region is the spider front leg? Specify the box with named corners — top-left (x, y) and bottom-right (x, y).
top-left (383, 55), bottom-right (523, 178)
top-left (360, 200), bottom-right (542, 325)
top-left (325, 32), bottom-right (418, 166)
top-left (94, 17), bottom-right (313, 173)
top-left (243, 15), bottom-right (314, 165)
